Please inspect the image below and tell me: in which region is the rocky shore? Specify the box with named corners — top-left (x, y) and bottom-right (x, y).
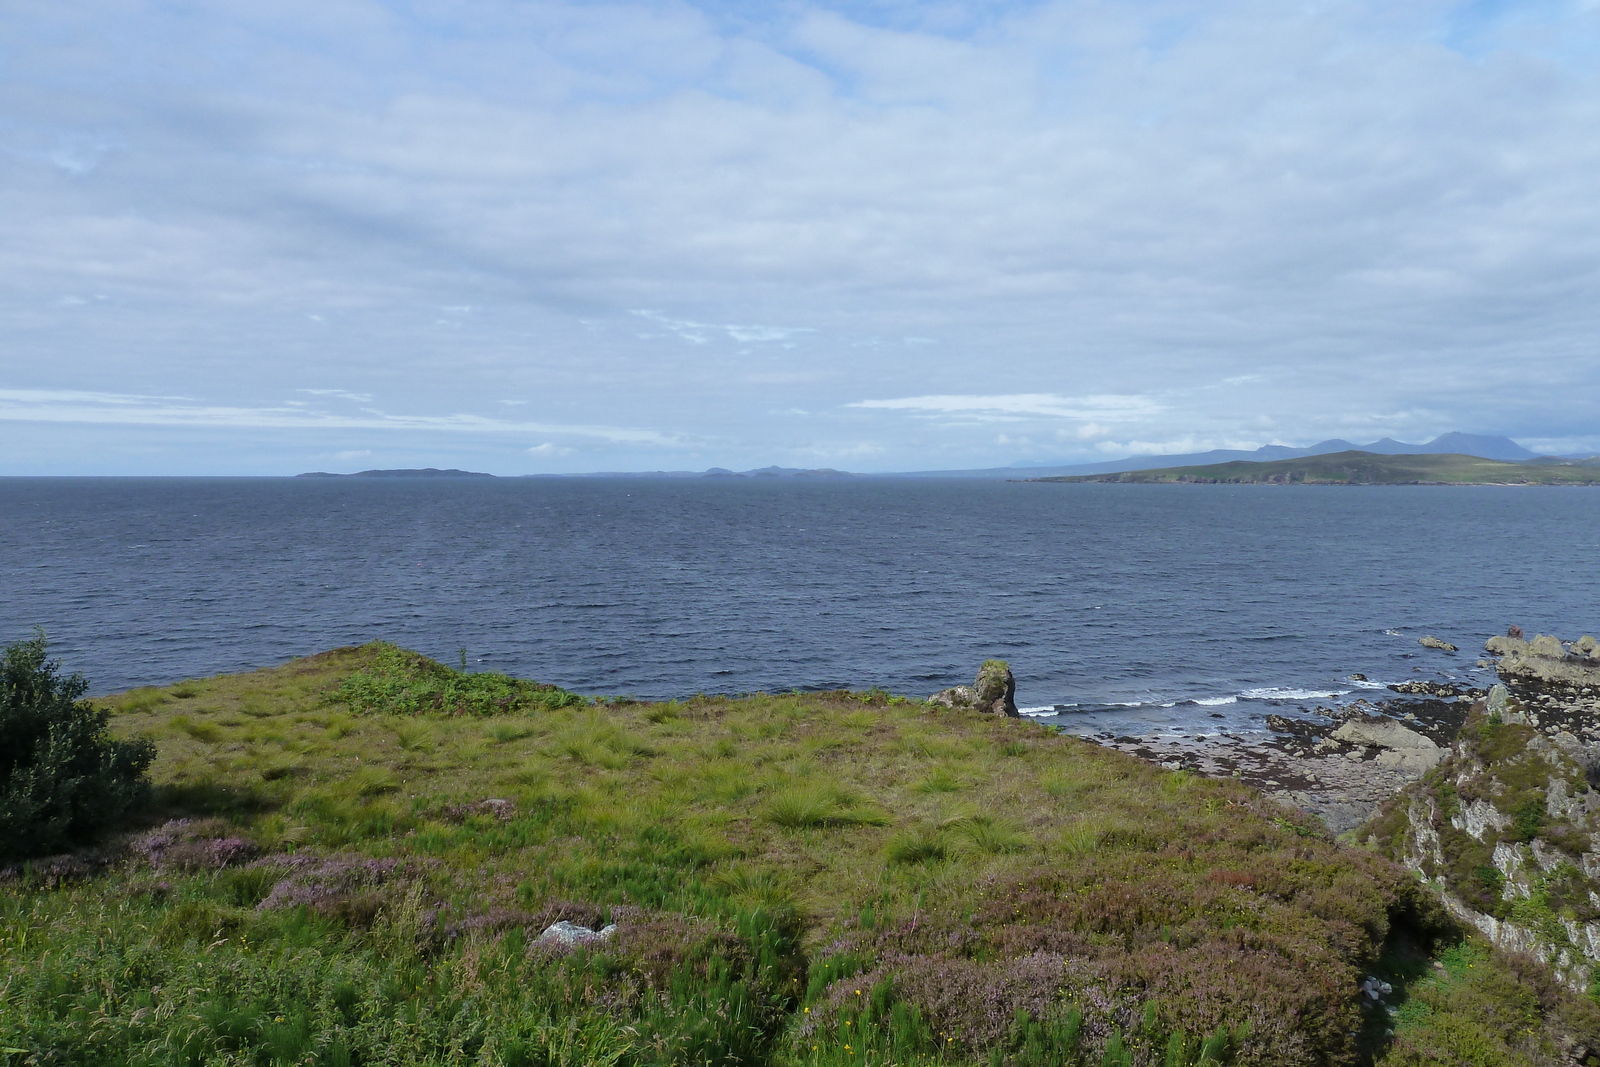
top-left (1093, 631), bottom-right (1600, 833)
top-left (1081, 627), bottom-right (1600, 994)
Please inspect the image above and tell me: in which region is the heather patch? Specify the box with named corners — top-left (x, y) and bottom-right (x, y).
top-left (132, 818), bottom-right (260, 870)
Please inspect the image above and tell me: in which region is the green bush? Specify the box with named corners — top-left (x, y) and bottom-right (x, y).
top-left (0, 632), bottom-right (155, 861)
top-left (335, 642), bottom-right (584, 716)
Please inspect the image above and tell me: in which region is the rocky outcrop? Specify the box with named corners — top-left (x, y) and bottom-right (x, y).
top-left (1485, 632), bottom-right (1600, 688)
top-left (930, 660), bottom-right (1019, 717)
top-left (1365, 666), bottom-right (1600, 992)
top-left (1419, 635), bottom-right (1458, 652)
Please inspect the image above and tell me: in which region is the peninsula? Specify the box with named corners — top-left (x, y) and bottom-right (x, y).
top-left (1029, 450), bottom-right (1600, 485)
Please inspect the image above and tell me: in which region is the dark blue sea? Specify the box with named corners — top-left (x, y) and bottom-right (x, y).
top-left (4, 477), bottom-right (1598, 739)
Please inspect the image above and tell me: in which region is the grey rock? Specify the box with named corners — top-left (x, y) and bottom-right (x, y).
top-left (928, 685), bottom-right (977, 709)
top-left (1333, 717), bottom-right (1439, 752)
top-left (974, 659), bottom-right (1019, 717)
top-left (929, 660), bottom-right (1019, 717)
top-left (1485, 635), bottom-right (1529, 656)
top-left (1486, 684), bottom-right (1514, 718)
top-left (537, 920), bottom-right (618, 947)
top-left (1419, 635), bottom-right (1458, 652)
top-left (1531, 634), bottom-right (1567, 658)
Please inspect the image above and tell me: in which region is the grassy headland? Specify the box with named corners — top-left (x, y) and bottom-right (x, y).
top-left (2, 644), bottom-right (1597, 1065)
top-left (1031, 451), bottom-right (1600, 485)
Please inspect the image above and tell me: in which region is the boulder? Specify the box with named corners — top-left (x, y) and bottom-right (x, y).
top-left (1530, 634), bottom-right (1566, 658)
top-left (1333, 717), bottom-right (1439, 752)
top-left (1485, 635), bottom-right (1529, 656)
top-left (1419, 635), bottom-right (1458, 652)
top-left (537, 920), bottom-right (618, 947)
top-left (1333, 717), bottom-right (1443, 771)
top-left (929, 660), bottom-right (1019, 717)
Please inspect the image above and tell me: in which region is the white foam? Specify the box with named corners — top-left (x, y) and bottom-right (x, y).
top-left (1018, 706), bottom-right (1059, 717)
top-left (1192, 695), bottom-right (1238, 706)
top-left (1239, 686), bottom-right (1348, 701)
top-left (1383, 629), bottom-right (1403, 637)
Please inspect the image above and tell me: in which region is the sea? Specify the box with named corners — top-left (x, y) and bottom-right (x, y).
top-left (4, 476), bottom-right (1599, 740)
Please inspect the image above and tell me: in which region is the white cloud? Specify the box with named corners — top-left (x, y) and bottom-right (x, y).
top-left (298, 388), bottom-right (374, 402)
top-left (632, 310), bottom-right (814, 346)
top-left (849, 394), bottom-right (1164, 421)
top-left (527, 442), bottom-right (575, 456)
top-left (0, 389), bottom-right (674, 444)
top-left (3, 0), bottom-right (1600, 472)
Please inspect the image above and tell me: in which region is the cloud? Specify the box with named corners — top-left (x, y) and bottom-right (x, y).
top-left (527, 442), bottom-right (575, 456)
top-left (299, 388), bottom-right (375, 402)
top-left (0, 389), bottom-right (674, 444)
top-left (4, 0), bottom-right (1600, 472)
top-left (848, 394), bottom-right (1164, 422)
top-left (632, 310), bottom-right (813, 345)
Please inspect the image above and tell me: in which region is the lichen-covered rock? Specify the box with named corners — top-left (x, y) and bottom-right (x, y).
top-left (927, 685), bottom-right (977, 709)
top-left (973, 659), bottom-right (1018, 717)
top-left (1364, 686), bottom-right (1600, 992)
top-left (536, 920), bottom-right (618, 947)
top-left (928, 661), bottom-right (1019, 717)
top-left (1419, 635), bottom-right (1458, 652)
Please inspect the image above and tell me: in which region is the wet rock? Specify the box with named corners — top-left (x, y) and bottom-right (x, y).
top-left (1388, 679), bottom-right (1472, 699)
top-left (1419, 635), bottom-right (1458, 652)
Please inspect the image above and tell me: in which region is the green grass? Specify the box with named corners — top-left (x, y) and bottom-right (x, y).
top-left (0, 642), bottom-right (1594, 1066)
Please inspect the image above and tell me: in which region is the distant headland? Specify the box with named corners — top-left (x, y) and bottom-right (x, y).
top-left (1028, 450), bottom-right (1600, 485)
top-left (290, 433), bottom-right (1600, 482)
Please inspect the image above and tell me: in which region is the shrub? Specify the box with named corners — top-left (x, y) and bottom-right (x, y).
top-left (0, 632), bottom-right (155, 861)
top-left (336, 641), bottom-right (583, 716)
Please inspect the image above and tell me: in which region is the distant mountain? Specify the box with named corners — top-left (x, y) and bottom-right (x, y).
top-left (1032, 451), bottom-right (1600, 486)
top-left (893, 433), bottom-right (1537, 479)
top-left (525, 467), bottom-right (852, 479)
top-left (296, 468), bottom-right (494, 478)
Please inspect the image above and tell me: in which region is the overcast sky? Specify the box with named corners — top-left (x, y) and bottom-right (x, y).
top-left (4, 0), bottom-right (1599, 474)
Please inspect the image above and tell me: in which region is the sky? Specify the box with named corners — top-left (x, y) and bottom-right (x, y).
top-left (3, 0), bottom-right (1600, 475)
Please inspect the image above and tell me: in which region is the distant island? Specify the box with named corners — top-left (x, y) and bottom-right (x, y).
top-left (1028, 450), bottom-right (1600, 485)
top-left (295, 468), bottom-right (495, 478)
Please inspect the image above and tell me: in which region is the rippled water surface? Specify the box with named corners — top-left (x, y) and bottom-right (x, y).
top-left (4, 477), bottom-right (1598, 736)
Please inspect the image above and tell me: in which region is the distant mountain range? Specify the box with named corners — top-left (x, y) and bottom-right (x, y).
top-left (295, 434), bottom-right (1599, 481)
top-left (895, 433), bottom-right (1565, 478)
top-left (1033, 450), bottom-right (1600, 486)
